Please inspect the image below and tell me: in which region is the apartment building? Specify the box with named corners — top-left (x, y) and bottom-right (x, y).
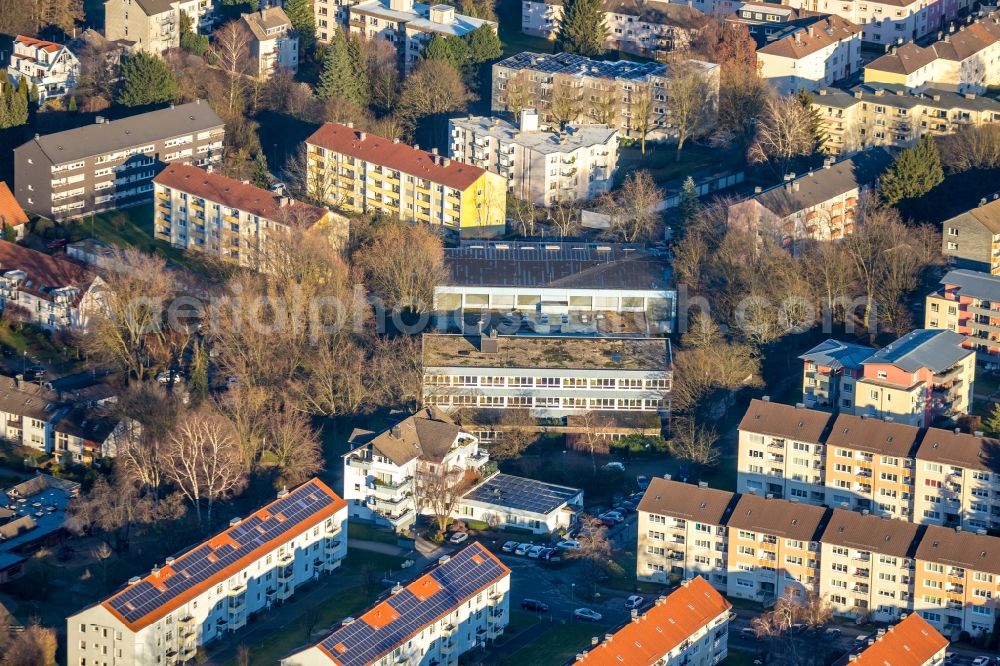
top-left (0, 375), bottom-right (63, 453)
top-left (914, 427), bottom-right (1000, 531)
top-left (637, 478), bottom-right (737, 588)
top-left (849, 614), bottom-right (948, 666)
top-left (53, 406), bottom-right (122, 464)
top-left (304, 122), bottom-right (507, 237)
top-left (915, 525), bottom-right (1000, 637)
top-left (853, 328), bottom-right (975, 427)
top-left (781, 0), bottom-right (966, 46)
top-left (926, 269), bottom-right (1000, 365)
top-left (736, 398), bottom-right (834, 502)
top-left (105, 0), bottom-right (216, 53)
top-left (727, 2), bottom-right (829, 45)
top-left (812, 83), bottom-right (1000, 155)
top-left (421, 332), bottom-right (671, 428)
top-left (819, 509), bottom-right (923, 622)
top-left (522, 0), bottom-right (712, 58)
top-left (0, 182), bottom-right (28, 240)
top-left (13, 101), bottom-right (225, 221)
top-left (726, 149), bottom-right (893, 244)
top-left (242, 7), bottom-right (298, 79)
top-left (434, 240), bottom-right (675, 335)
top-left (865, 12), bottom-right (1000, 93)
top-left (756, 16), bottom-right (862, 93)
top-left (572, 576), bottom-right (732, 666)
top-left (491, 52), bottom-right (720, 142)
top-left (939, 195), bottom-right (1000, 275)
top-left (152, 164), bottom-right (341, 269)
top-left (7, 35), bottom-right (80, 102)
top-left (343, 408), bottom-right (490, 531)
top-left (0, 240), bottom-right (102, 330)
top-left (345, 0), bottom-right (496, 73)
top-left (67, 480), bottom-right (348, 666)
top-left (283, 542), bottom-right (511, 666)
top-left (800, 339), bottom-right (876, 410)
top-left (448, 109), bottom-right (618, 207)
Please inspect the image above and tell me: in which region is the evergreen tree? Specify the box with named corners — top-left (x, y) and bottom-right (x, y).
top-left (251, 151), bottom-right (272, 189)
top-left (985, 402), bottom-right (1000, 436)
top-left (187, 341), bottom-right (208, 407)
top-left (28, 82), bottom-right (39, 104)
top-left (0, 82), bottom-right (11, 129)
top-left (179, 10), bottom-right (210, 54)
top-left (556, 0), bottom-right (606, 57)
top-left (422, 34), bottom-right (469, 73)
top-left (7, 78), bottom-right (29, 128)
top-left (465, 25), bottom-right (502, 63)
top-left (316, 31), bottom-right (370, 106)
top-left (116, 52), bottom-right (177, 107)
top-left (677, 176), bottom-right (701, 224)
top-left (67, 95), bottom-right (77, 112)
top-left (284, 0), bottom-right (316, 54)
top-left (879, 135), bottom-right (944, 205)
top-left (796, 89), bottom-right (825, 151)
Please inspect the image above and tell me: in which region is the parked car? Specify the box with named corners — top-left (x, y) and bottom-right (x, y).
top-left (156, 371), bottom-right (182, 384)
top-left (540, 548), bottom-right (560, 562)
top-left (448, 532), bottom-right (469, 544)
top-left (636, 476), bottom-right (650, 490)
top-left (527, 545), bottom-right (546, 558)
top-left (740, 628), bottom-right (756, 640)
top-left (619, 501), bottom-right (637, 512)
top-left (501, 541), bottom-right (518, 553)
top-left (556, 539), bottom-right (581, 550)
top-left (625, 595), bottom-right (644, 610)
top-left (574, 608), bottom-right (603, 622)
top-left (972, 658), bottom-right (993, 666)
top-left (602, 462), bottom-right (625, 472)
top-left (514, 543), bottom-right (533, 555)
top-left (521, 599), bottom-right (549, 612)
top-left (854, 634), bottom-right (870, 646)
top-left (823, 628), bottom-right (842, 640)
top-left (600, 511), bottom-right (624, 525)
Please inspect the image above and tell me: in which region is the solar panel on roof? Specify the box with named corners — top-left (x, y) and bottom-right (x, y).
top-left (106, 481), bottom-right (337, 624)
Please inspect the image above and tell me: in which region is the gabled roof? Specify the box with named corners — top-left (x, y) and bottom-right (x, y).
top-left (0, 182), bottom-right (28, 229)
top-left (241, 7), bottom-right (293, 41)
top-left (306, 123), bottom-right (486, 191)
top-left (826, 413), bottom-right (922, 458)
top-left (727, 493), bottom-right (829, 541)
top-left (865, 41), bottom-right (938, 75)
top-left (799, 339), bottom-right (876, 371)
top-left (307, 543), bottom-right (510, 666)
top-left (943, 195), bottom-right (1000, 234)
top-left (820, 509), bottom-right (922, 558)
top-left (153, 164), bottom-right (328, 227)
top-left (848, 614), bottom-right (947, 666)
top-left (348, 408), bottom-right (463, 467)
top-left (915, 426), bottom-right (998, 472)
top-left (99, 479), bottom-right (346, 631)
top-left (866, 14), bottom-right (1000, 75)
top-left (757, 15), bottom-right (860, 59)
top-left (940, 268), bottom-right (1000, 303)
top-left (862, 328), bottom-right (971, 373)
top-left (14, 35), bottom-right (64, 53)
top-left (738, 399), bottom-right (834, 443)
top-left (638, 478), bottom-right (737, 526)
top-left (916, 525), bottom-right (1000, 576)
top-left (573, 576), bottom-right (731, 666)
top-left (0, 240), bottom-right (95, 305)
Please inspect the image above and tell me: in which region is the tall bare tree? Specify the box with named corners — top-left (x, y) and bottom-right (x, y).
top-left (565, 515), bottom-right (614, 593)
top-left (213, 20), bottom-right (253, 116)
top-left (4, 621), bottom-right (58, 666)
top-left (503, 70), bottom-right (534, 116)
top-left (265, 406), bottom-right (325, 487)
top-left (665, 61), bottom-right (712, 159)
top-left (748, 94), bottom-right (816, 175)
top-left (354, 222), bottom-right (446, 313)
top-left (667, 417), bottom-right (719, 479)
top-left (414, 463), bottom-right (477, 535)
top-left (629, 84), bottom-right (656, 156)
top-left (600, 170), bottom-right (663, 242)
top-left (752, 591), bottom-right (832, 665)
top-left (550, 76), bottom-right (583, 129)
top-left (112, 382), bottom-right (181, 493)
top-left (589, 82), bottom-right (619, 126)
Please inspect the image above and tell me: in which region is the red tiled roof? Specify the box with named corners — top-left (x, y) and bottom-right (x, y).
top-left (14, 35), bottom-right (63, 53)
top-left (306, 122), bottom-right (486, 191)
top-left (153, 164), bottom-right (329, 226)
top-left (852, 614), bottom-right (947, 666)
top-left (0, 240), bottom-right (94, 305)
top-left (575, 577), bottom-right (731, 666)
top-left (757, 15), bottom-right (860, 59)
top-left (0, 183), bottom-right (28, 229)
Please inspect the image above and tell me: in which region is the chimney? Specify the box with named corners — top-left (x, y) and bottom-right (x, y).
top-left (151, 564), bottom-right (161, 577)
top-left (519, 108), bottom-right (540, 132)
top-left (591, 637), bottom-right (599, 646)
top-left (347, 121), bottom-right (354, 128)
top-left (277, 486), bottom-right (289, 498)
top-left (391, 424), bottom-right (401, 438)
top-left (438, 555), bottom-right (451, 565)
top-left (981, 198), bottom-right (988, 206)
top-left (14, 374), bottom-right (22, 388)
top-left (165, 557), bottom-right (175, 565)
top-left (393, 137), bottom-right (400, 144)
top-left (357, 131), bottom-right (366, 141)
top-left (631, 609), bottom-right (639, 620)
top-left (793, 182), bottom-right (800, 192)
top-left (480, 329), bottom-right (500, 354)
top-left (443, 158), bottom-right (451, 167)
top-left (762, 395), bottom-right (770, 402)
top-left (754, 186), bottom-right (762, 194)
top-left (279, 196), bottom-right (289, 207)
top-left (432, 148), bottom-right (439, 156)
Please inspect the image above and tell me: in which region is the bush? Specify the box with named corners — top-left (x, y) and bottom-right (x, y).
top-left (465, 519), bottom-right (490, 531)
top-left (609, 434), bottom-right (669, 456)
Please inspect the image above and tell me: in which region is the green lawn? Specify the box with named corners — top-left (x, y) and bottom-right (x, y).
top-left (506, 618), bottom-right (613, 664)
top-left (724, 649), bottom-right (761, 665)
top-left (347, 522), bottom-right (400, 546)
top-left (496, 0), bottom-right (555, 57)
top-left (616, 144), bottom-right (745, 187)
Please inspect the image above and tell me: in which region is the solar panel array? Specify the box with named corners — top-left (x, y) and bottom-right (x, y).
top-left (106, 480), bottom-right (337, 626)
top-left (497, 51), bottom-right (667, 82)
top-left (317, 542), bottom-right (507, 666)
top-left (462, 473), bottom-right (581, 515)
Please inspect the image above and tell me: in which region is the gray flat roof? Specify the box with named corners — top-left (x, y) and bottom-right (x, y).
top-left (496, 51), bottom-right (669, 81)
top-left (442, 241), bottom-right (671, 290)
top-left (800, 339), bottom-right (876, 370)
top-left (814, 83), bottom-right (1000, 113)
top-left (352, 0), bottom-right (493, 34)
top-left (19, 101), bottom-right (224, 166)
top-left (863, 328), bottom-right (972, 373)
top-left (450, 116), bottom-right (617, 154)
top-left (461, 473), bottom-right (581, 516)
top-left (1, 474), bottom-right (78, 555)
top-left (941, 269), bottom-right (1000, 302)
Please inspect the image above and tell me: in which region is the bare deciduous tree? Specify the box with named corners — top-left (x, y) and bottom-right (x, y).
top-left (503, 70), bottom-right (533, 116)
top-left (589, 82), bottom-right (619, 127)
top-left (354, 222), bottom-right (446, 313)
top-left (667, 417), bottom-right (719, 479)
top-left (939, 124), bottom-right (1000, 173)
top-left (629, 84), bottom-right (656, 156)
top-left (507, 196), bottom-right (538, 236)
top-left (747, 95), bottom-right (816, 175)
top-left (665, 60), bottom-right (712, 159)
top-left (752, 591), bottom-right (832, 665)
top-left (413, 463), bottom-right (477, 535)
top-left (113, 382), bottom-right (181, 492)
top-left (265, 406), bottom-right (324, 487)
top-left (600, 170), bottom-right (663, 242)
top-left (565, 515), bottom-right (613, 593)
top-left (550, 76), bottom-right (583, 129)
top-left (4, 621), bottom-right (58, 666)
top-left (546, 197), bottom-right (581, 237)
top-left (213, 20), bottom-right (253, 116)
top-left (489, 409), bottom-right (537, 461)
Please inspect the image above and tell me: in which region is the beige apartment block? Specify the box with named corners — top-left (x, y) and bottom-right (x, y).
top-left (242, 7), bottom-right (299, 79)
top-left (914, 428), bottom-right (1000, 531)
top-left (812, 83), bottom-right (1000, 155)
top-left (105, 0), bottom-right (215, 53)
top-left (914, 525), bottom-right (1000, 637)
top-left (736, 398), bottom-right (833, 503)
top-left (636, 478), bottom-right (736, 590)
top-left (725, 493), bottom-right (828, 604)
top-left (819, 509), bottom-right (922, 623)
top-left (781, 0), bottom-right (969, 46)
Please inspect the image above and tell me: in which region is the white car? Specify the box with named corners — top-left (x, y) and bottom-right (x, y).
top-left (602, 462), bottom-right (625, 472)
top-left (574, 608), bottom-right (603, 622)
top-left (972, 658), bottom-right (993, 666)
top-left (514, 543), bottom-right (533, 555)
top-left (600, 511), bottom-right (625, 524)
top-left (156, 371), bottom-right (182, 384)
top-left (527, 545), bottom-right (546, 558)
top-left (448, 532), bottom-right (469, 544)
top-left (625, 595), bottom-right (644, 610)
top-left (501, 540), bottom-right (518, 553)
top-left (556, 539), bottom-right (581, 550)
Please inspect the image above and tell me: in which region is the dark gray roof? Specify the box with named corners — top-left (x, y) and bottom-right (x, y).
top-left (941, 269), bottom-right (1000, 302)
top-left (134, 0), bottom-right (175, 15)
top-left (863, 328), bottom-right (971, 373)
top-left (814, 83), bottom-right (1000, 113)
top-left (461, 473), bottom-right (581, 516)
top-left (19, 101), bottom-right (224, 165)
top-left (799, 339), bottom-right (876, 370)
top-left (755, 148), bottom-right (893, 216)
top-left (442, 241), bottom-right (670, 290)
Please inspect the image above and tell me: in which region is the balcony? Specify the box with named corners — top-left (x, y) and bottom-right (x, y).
top-left (372, 476), bottom-right (412, 492)
top-left (229, 596), bottom-right (247, 613)
top-left (277, 565), bottom-right (294, 582)
top-left (346, 456), bottom-right (371, 470)
top-left (325, 539), bottom-right (342, 555)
